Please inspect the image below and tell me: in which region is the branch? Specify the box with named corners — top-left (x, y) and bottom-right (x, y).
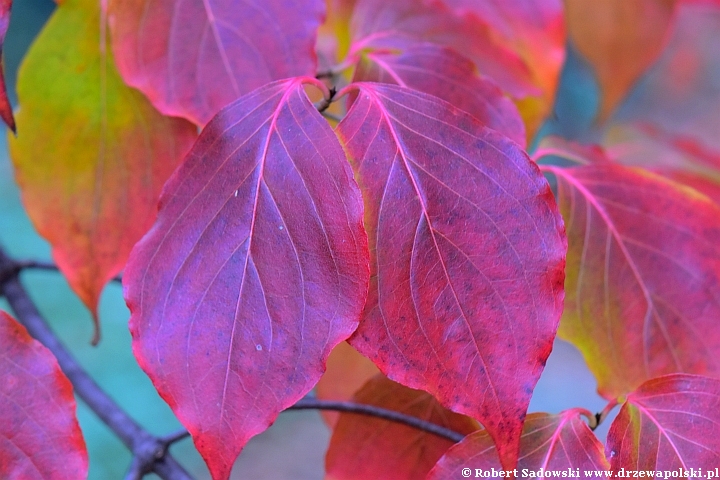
top-left (0, 247), bottom-right (191, 480)
top-left (1, 250), bottom-right (471, 475)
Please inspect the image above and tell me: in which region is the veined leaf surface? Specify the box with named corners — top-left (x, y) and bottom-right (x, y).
top-left (346, 0), bottom-right (537, 100)
top-left (124, 78), bottom-right (369, 480)
top-left (109, 0), bottom-right (325, 125)
top-left (0, 311), bottom-right (87, 480)
top-left (338, 83), bottom-right (566, 467)
top-left (427, 410), bottom-right (608, 478)
top-left (352, 43), bottom-right (526, 146)
top-left (8, 0), bottom-right (197, 341)
top-left (545, 164), bottom-right (720, 399)
top-left (606, 374), bottom-right (720, 470)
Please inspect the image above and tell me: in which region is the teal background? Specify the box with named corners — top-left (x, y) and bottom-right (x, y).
top-left (0, 1), bottom-right (611, 478)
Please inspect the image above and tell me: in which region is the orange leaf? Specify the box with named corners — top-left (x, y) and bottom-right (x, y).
top-left (325, 375), bottom-right (478, 480)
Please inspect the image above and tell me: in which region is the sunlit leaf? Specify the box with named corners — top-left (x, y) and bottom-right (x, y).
top-left (606, 374), bottom-right (720, 469)
top-left (124, 77), bottom-right (369, 480)
top-left (325, 375), bottom-right (477, 480)
top-left (8, 0), bottom-right (197, 342)
top-left (109, 0), bottom-right (325, 125)
top-left (338, 83), bottom-right (566, 468)
top-left (0, 311), bottom-right (88, 480)
top-left (545, 163), bottom-right (720, 399)
top-left (427, 410), bottom-right (608, 478)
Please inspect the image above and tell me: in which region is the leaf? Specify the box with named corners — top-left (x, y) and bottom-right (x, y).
top-left (439, 0), bottom-right (566, 139)
top-left (346, 0), bottom-right (538, 100)
top-left (337, 83), bottom-right (566, 468)
top-left (0, 0), bottom-right (14, 133)
top-left (545, 163), bottom-right (720, 399)
top-left (427, 410), bottom-right (609, 478)
top-left (608, 2), bottom-right (720, 144)
top-left (315, 341), bottom-right (379, 428)
top-left (605, 123), bottom-right (720, 205)
top-left (566, 0), bottom-right (678, 121)
top-left (109, 0), bottom-right (325, 126)
top-left (123, 77), bottom-right (369, 480)
top-left (352, 43), bottom-right (526, 147)
top-left (8, 0), bottom-right (197, 342)
top-left (325, 374), bottom-right (478, 480)
top-left (0, 311), bottom-right (88, 479)
top-left (533, 135), bottom-right (611, 166)
top-left (606, 374), bottom-right (720, 469)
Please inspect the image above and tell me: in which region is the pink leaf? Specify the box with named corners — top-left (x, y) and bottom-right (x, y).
top-left (352, 43), bottom-right (526, 146)
top-left (428, 410), bottom-right (609, 478)
top-left (544, 163), bottom-right (720, 399)
top-left (0, 0), bottom-right (14, 133)
top-left (109, 0), bottom-right (325, 125)
top-left (123, 77), bottom-right (369, 480)
top-left (607, 374), bottom-right (720, 469)
top-left (0, 311), bottom-right (87, 479)
top-left (337, 83), bottom-right (566, 468)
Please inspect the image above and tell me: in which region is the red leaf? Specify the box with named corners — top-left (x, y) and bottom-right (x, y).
top-left (427, 410), bottom-right (609, 478)
top-left (606, 374), bottom-right (720, 469)
top-left (337, 83), bottom-right (566, 468)
top-left (0, 0), bottom-right (14, 133)
top-left (325, 374), bottom-right (478, 480)
top-left (123, 78), bottom-right (369, 480)
top-left (0, 311), bottom-right (87, 479)
top-left (352, 43), bottom-right (526, 147)
top-left (346, 0), bottom-right (538, 99)
top-left (544, 163), bottom-right (720, 399)
top-left (108, 0), bottom-right (325, 125)
top-left (440, 0), bottom-right (566, 137)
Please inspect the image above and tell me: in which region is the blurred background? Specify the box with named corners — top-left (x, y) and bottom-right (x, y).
top-left (0, 1), bottom-right (610, 478)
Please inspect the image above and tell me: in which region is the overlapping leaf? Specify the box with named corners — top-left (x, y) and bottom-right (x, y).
top-left (440, 0), bottom-right (566, 137)
top-left (346, 0), bottom-right (537, 100)
top-left (0, 0), bottom-right (14, 132)
top-left (545, 163), bottom-right (720, 399)
top-left (566, 0), bottom-right (678, 120)
top-left (325, 375), bottom-right (478, 480)
top-left (337, 83), bottom-right (566, 467)
top-left (606, 374), bottom-right (720, 469)
top-left (352, 43), bottom-right (526, 146)
top-left (427, 410), bottom-right (609, 478)
top-left (316, 341), bottom-right (379, 428)
top-left (8, 0), bottom-right (197, 342)
top-left (0, 311), bottom-right (88, 479)
top-left (109, 0), bottom-right (325, 125)
top-left (124, 78), bottom-right (369, 480)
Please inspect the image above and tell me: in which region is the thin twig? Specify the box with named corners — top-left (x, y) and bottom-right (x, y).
top-left (289, 398), bottom-right (466, 443)
top-left (0, 247), bottom-right (191, 480)
top-left (15, 258), bottom-right (123, 283)
top-left (315, 86), bottom-right (337, 113)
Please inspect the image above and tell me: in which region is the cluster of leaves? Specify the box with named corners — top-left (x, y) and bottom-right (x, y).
top-left (2, 0), bottom-right (720, 478)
